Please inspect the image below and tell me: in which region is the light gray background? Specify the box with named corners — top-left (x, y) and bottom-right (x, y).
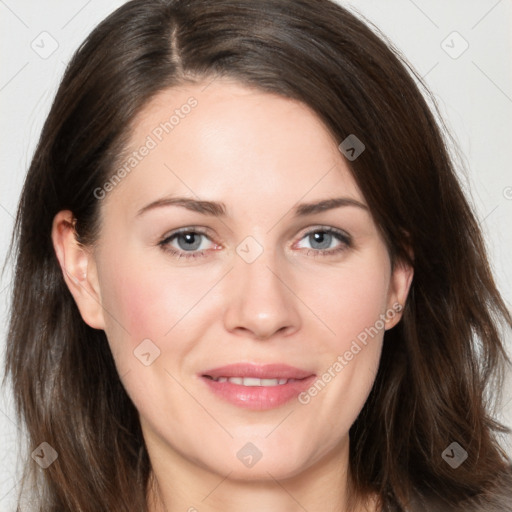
top-left (1, 0), bottom-right (511, 509)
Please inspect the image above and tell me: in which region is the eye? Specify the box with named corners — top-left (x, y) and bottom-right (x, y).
top-left (158, 228), bottom-right (219, 259)
top-left (158, 226), bottom-right (352, 260)
top-left (295, 227), bottom-right (352, 256)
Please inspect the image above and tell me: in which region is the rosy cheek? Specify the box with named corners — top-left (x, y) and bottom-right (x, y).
top-left (98, 258), bottom-right (159, 343)
top-left (325, 269), bottom-right (389, 347)
top-left (116, 273), bottom-right (174, 340)
top-left (105, 260), bottom-right (207, 344)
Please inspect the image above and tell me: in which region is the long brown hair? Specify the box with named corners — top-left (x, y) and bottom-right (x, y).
top-left (5, 0), bottom-right (511, 510)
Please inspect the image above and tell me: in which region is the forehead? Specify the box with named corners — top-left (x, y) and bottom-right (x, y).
top-left (103, 79), bottom-right (364, 217)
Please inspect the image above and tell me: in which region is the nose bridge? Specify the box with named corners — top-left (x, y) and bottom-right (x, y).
top-left (222, 240), bottom-right (301, 339)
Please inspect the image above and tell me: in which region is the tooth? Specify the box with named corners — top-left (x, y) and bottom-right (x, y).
top-left (217, 377), bottom-right (228, 383)
top-left (242, 377), bottom-right (262, 386)
top-left (229, 377), bottom-right (243, 385)
top-left (278, 378), bottom-right (288, 385)
top-left (261, 378), bottom-right (279, 386)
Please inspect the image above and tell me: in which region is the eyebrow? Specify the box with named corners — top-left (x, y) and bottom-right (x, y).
top-left (136, 196), bottom-right (368, 218)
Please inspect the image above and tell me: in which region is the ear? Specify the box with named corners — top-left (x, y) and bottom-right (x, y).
top-left (385, 257), bottom-right (414, 330)
top-left (51, 210), bottom-right (105, 330)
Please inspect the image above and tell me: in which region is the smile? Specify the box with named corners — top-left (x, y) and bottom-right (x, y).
top-left (200, 363), bottom-right (316, 410)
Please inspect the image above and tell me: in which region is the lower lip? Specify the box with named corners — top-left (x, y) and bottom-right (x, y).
top-left (200, 375), bottom-right (316, 410)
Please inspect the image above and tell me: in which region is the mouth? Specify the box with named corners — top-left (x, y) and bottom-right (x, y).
top-left (200, 363), bottom-right (316, 410)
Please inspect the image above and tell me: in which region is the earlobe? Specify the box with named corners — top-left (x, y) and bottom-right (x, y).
top-left (51, 210), bottom-right (105, 330)
top-left (385, 258), bottom-right (414, 330)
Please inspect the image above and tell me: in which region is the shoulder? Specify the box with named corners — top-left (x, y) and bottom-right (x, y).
top-left (408, 468), bottom-right (512, 512)
top-left (463, 469), bottom-right (512, 512)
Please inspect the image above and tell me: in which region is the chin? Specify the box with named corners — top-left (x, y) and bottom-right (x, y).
top-left (214, 457), bottom-right (310, 482)
top-left (197, 437), bottom-right (322, 482)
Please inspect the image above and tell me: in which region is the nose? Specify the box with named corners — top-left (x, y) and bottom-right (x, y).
top-left (222, 249), bottom-right (302, 340)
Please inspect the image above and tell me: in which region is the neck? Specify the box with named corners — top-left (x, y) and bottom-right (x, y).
top-left (145, 435), bottom-right (376, 512)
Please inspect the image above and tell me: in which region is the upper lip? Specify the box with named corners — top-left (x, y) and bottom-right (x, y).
top-left (201, 363), bottom-right (315, 380)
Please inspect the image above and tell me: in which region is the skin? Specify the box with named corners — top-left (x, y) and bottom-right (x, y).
top-left (52, 79), bottom-right (413, 512)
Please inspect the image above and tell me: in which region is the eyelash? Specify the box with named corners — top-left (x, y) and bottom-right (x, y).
top-left (158, 226), bottom-right (352, 260)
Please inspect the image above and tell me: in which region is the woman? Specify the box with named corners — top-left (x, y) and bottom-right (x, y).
top-left (5, 0), bottom-right (512, 510)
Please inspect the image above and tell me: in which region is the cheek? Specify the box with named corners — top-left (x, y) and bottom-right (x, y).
top-left (304, 253), bottom-right (391, 352)
top-left (293, 250), bottom-right (390, 420)
top-left (97, 252), bottom-right (205, 361)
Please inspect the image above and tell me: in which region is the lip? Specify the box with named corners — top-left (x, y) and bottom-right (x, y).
top-left (200, 363), bottom-right (316, 410)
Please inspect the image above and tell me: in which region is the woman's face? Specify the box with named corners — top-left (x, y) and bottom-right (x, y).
top-left (56, 79), bottom-right (412, 481)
